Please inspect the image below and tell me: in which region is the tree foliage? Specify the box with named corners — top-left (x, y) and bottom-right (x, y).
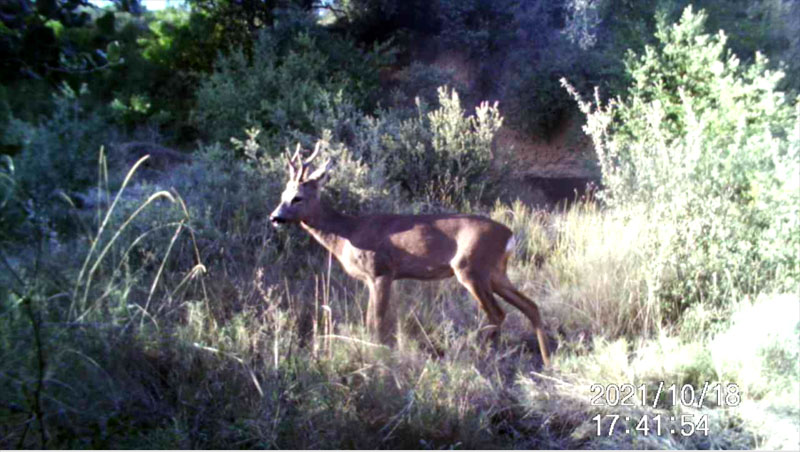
top-left (566, 6), bottom-right (800, 310)
top-left (330, 0), bottom-right (440, 45)
top-left (189, 0), bottom-right (315, 32)
top-left (192, 17), bottom-right (393, 145)
top-left (0, 1), bottom-right (125, 84)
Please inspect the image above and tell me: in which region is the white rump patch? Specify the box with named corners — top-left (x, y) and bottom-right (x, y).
top-left (506, 235), bottom-right (516, 253)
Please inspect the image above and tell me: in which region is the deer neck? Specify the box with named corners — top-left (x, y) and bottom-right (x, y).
top-left (300, 203), bottom-right (356, 256)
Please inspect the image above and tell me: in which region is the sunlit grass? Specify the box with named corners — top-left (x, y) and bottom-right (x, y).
top-left (711, 294), bottom-right (800, 450)
top-left (1, 155), bottom-right (796, 449)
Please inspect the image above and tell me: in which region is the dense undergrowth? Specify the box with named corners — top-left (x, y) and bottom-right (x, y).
top-left (1, 2), bottom-right (799, 450)
top-left (1, 160), bottom-right (796, 448)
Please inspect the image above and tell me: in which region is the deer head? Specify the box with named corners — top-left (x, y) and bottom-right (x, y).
top-left (270, 142), bottom-right (332, 227)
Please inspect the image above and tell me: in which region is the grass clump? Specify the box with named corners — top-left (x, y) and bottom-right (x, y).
top-left (542, 203), bottom-right (660, 339)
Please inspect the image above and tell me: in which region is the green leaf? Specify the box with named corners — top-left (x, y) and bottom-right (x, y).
top-left (106, 41), bottom-right (122, 64)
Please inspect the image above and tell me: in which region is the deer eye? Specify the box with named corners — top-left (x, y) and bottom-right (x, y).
top-left (290, 196), bottom-right (303, 205)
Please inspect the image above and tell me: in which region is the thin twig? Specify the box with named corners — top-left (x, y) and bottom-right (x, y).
top-left (24, 297), bottom-right (49, 447)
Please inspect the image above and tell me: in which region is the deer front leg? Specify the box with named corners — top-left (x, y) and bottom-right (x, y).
top-left (366, 276), bottom-right (395, 345)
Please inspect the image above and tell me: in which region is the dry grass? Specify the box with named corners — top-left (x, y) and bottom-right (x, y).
top-left (1, 158), bottom-right (795, 449)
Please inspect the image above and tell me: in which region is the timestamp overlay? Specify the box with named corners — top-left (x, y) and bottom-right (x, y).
top-left (589, 382), bottom-right (742, 437)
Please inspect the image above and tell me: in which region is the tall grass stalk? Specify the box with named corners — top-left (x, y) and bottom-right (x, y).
top-left (71, 154), bottom-right (178, 321)
top-left (141, 220), bottom-right (184, 327)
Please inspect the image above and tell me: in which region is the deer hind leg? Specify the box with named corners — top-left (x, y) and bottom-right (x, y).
top-left (491, 272), bottom-right (551, 366)
top-left (366, 276), bottom-right (396, 345)
top-left (454, 270), bottom-right (506, 345)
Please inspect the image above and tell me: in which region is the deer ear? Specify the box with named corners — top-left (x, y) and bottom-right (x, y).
top-left (305, 159), bottom-right (333, 185)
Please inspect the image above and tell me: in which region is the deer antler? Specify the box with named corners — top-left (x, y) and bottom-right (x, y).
top-left (285, 143), bottom-right (303, 180)
top-left (286, 141), bottom-right (327, 181)
top-left (298, 141), bottom-right (323, 181)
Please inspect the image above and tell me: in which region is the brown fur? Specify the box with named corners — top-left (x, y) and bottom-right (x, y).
top-left (270, 150), bottom-right (550, 366)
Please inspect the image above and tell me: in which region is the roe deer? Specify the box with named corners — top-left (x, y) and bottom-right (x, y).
top-left (269, 144), bottom-right (551, 366)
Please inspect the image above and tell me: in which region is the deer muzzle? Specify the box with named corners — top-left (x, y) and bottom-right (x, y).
top-left (270, 205), bottom-right (291, 227)
top-left (270, 214), bottom-right (288, 227)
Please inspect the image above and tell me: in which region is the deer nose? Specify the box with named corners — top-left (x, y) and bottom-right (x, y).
top-left (270, 214), bottom-right (287, 226)
top-left (270, 205), bottom-right (288, 226)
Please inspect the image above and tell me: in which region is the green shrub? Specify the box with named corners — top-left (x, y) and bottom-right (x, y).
top-left (423, 86), bottom-right (501, 206)
top-left (389, 62), bottom-right (466, 109)
top-left (565, 6), bottom-right (800, 312)
top-left (317, 86), bottom-right (502, 209)
top-left (229, 84), bottom-right (503, 211)
top-left (192, 22), bottom-right (391, 145)
top-left (13, 83), bottom-right (111, 204)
